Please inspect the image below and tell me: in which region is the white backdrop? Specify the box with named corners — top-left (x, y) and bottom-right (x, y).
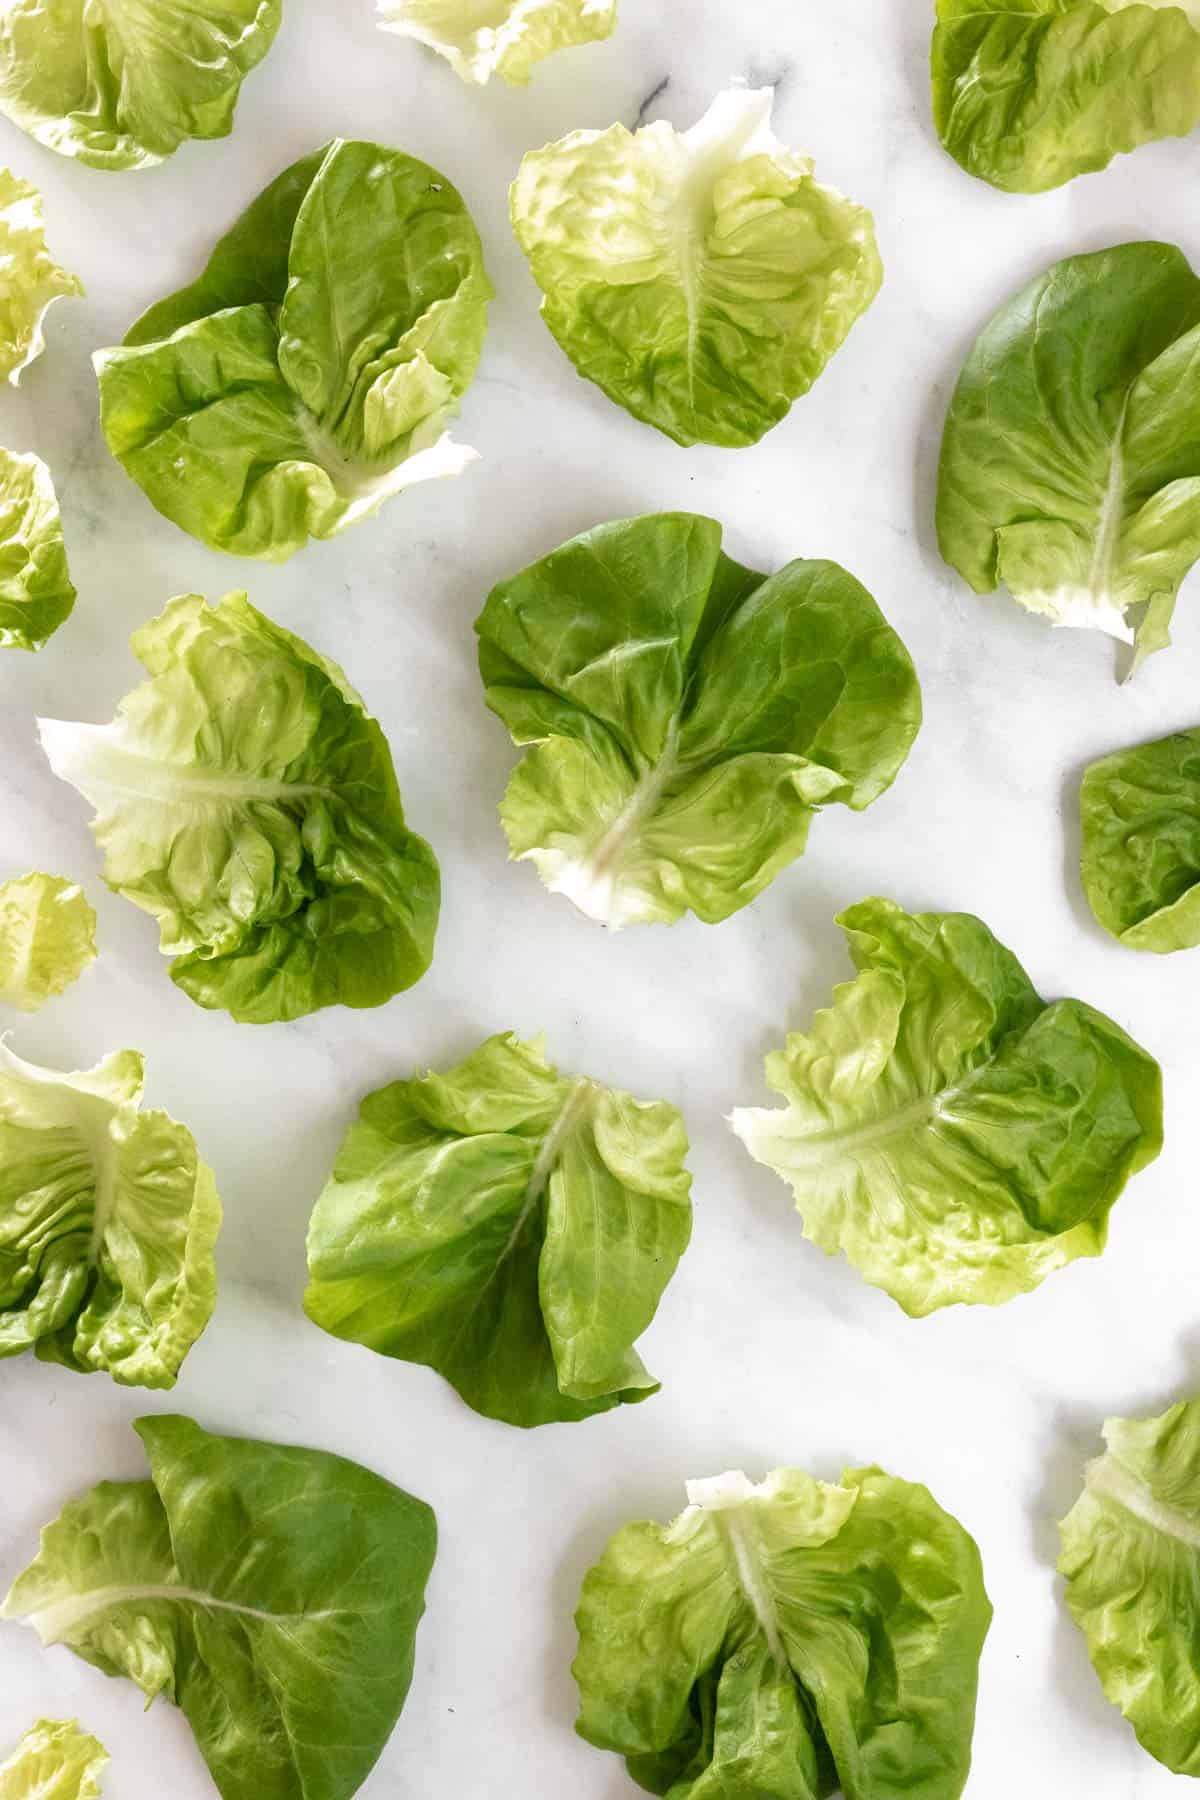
top-left (1, 4), bottom-right (1198, 1796)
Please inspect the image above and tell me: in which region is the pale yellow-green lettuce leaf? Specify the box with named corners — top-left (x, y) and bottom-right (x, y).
top-left (378, 0), bottom-right (615, 84)
top-left (0, 871), bottom-right (95, 1009)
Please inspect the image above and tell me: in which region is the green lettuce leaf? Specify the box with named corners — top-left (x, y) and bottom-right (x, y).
top-left (1081, 727), bottom-right (1200, 952)
top-left (0, 871), bottom-right (95, 1009)
top-left (378, 0), bottom-right (616, 84)
top-left (575, 1464), bottom-right (992, 1800)
top-left (0, 1043), bottom-right (219, 1385)
top-left (730, 897), bottom-right (1162, 1316)
top-left (0, 449), bottom-right (76, 652)
top-left (96, 139), bottom-right (492, 560)
top-left (305, 1030), bottom-right (693, 1428)
top-left (2, 1415), bottom-right (436, 1800)
top-left (510, 87), bottom-right (881, 448)
top-left (0, 0), bottom-right (282, 172)
top-left (477, 512), bottom-right (920, 929)
top-left (0, 170), bottom-right (81, 385)
top-left (0, 1720), bottom-right (107, 1800)
top-left (38, 590), bottom-right (440, 1025)
top-left (932, 0), bottom-right (1200, 194)
top-left (1059, 1396), bottom-right (1200, 1774)
top-left (937, 241), bottom-right (1200, 671)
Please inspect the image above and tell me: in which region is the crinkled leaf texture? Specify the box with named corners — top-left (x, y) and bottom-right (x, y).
top-left (575, 1464), bottom-right (992, 1800)
top-left (730, 897), bottom-right (1162, 1316)
top-left (937, 241), bottom-right (1200, 672)
top-left (0, 1719), bottom-right (107, 1800)
top-left (0, 871), bottom-right (95, 1009)
top-left (0, 170), bottom-right (81, 385)
top-left (1, 1415), bottom-right (437, 1800)
top-left (96, 139), bottom-right (492, 560)
top-left (0, 0), bottom-right (281, 171)
top-left (932, 0), bottom-right (1200, 194)
top-left (477, 513), bottom-right (920, 929)
top-left (39, 591), bottom-right (440, 1025)
top-left (306, 1030), bottom-right (692, 1428)
top-left (510, 87), bottom-right (881, 447)
top-left (1081, 727), bottom-right (1200, 951)
top-left (0, 449), bottom-right (76, 651)
top-left (379, 0), bottom-right (615, 84)
top-left (1059, 1396), bottom-right (1200, 1774)
top-left (0, 1043), bottom-right (219, 1386)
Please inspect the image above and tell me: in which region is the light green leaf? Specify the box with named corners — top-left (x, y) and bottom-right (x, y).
top-left (731, 897), bottom-right (1162, 1315)
top-left (0, 872), bottom-right (95, 1010)
top-left (477, 513), bottom-right (920, 929)
top-left (575, 1464), bottom-right (992, 1800)
top-left (1060, 1396), bottom-right (1200, 1774)
top-left (937, 241), bottom-right (1200, 671)
top-left (0, 0), bottom-right (282, 172)
top-left (2, 1414), bottom-right (437, 1800)
top-left (96, 139), bottom-right (492, 560)
top-left (932, 0), bottom-right (1200, 194)
top-left (305, 1030), bottom-right (693, 1428)
top-left (0, 449), bottom-right (76, 652)
top-left (38, 590), bottom-right (440, 1024)
top-left (1081, 727), bottom-right (1200, 952)
top-left (0, 170), bottom-right (81, 385)
top-left (0, 1719), bottom-right (107, 1800)
top-left (510, 87), bottom-right (881, 448)
top-left (0, 1042), bottom-right (219, 1385)
top-left (378, 0), bottom-right (616, 84)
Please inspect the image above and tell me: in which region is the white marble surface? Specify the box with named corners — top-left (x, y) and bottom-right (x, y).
top-left (1, 3), bottom-right (1199, 1796)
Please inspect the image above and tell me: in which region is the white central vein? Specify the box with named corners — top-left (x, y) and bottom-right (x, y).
top-left (25, 1582), bottom-right (344, 1646)
top-left (718, 1507), bottom-right (787, 1669)
top-left (1086, 1456), bottom-right (1200, 1550)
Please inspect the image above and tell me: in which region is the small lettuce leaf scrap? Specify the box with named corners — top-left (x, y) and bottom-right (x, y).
top-left (575, 1464), bottom-right (992, 1800)
top-left (305, 1030), bottom-right (692, 1428)
top-left (1081, 727), bottom-right (1200, 952)
top-left (731, 897), bottom-right (1162, 1315)
top-left (938, 242), bottom-right (1200, 671)
top-left (477, 513), bottom-right (921, 930)
top-left (96, 140), bottom-right (492, 561)
top-left (0, 170), bottom-right (81, 385)
top-left (0, 449), bottom-right (75, 651)
top-left (39, 591), bottom-right (440, 1025)
top-left (0, 872), bottom-right (95, 1010)
top-left (0, 1719), bottom-right (107, 1800)
top-left (510, 87), bottom-right (881, 448)
top-left (0, 0), bottom-right (281, 172)
top-left (2, 1415), bottom-right (437, 1800)
top-left (932, 0), bottom-right (1200, 194)
top-left (1059, 1396), bottom-right (1200, 1774)
top-left (0, 1043), bottom-right (220, 1385)
top-left (378, 0), bottom-right (616, 84)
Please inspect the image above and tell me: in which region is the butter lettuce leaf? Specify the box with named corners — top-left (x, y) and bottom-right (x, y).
top-left (378, 0), bottom-right (616, 84)
top-left (937, 241), bottom-right (1200, 671)
top-left (510, 87), bottom-right (881, 448)
top-left (97, 139), bottom-right (492, 560)
top-left (0, 170), bottom-right (81, 385)
top-left (0, 449), bottom-right (76, 652)
top-left (305, 1030), bottom-right (693, 1427)
top-left (731, 897), bottom-right (1162, 1315)
top-left (0, 871), bottom-right (95, 1010)
top-left (1081, 727), bottom-right (1200, 951)
top-left (0, 1720), bottom-right (107, 1800)
top-left (932, 0), bottom-right (1200, 194)
top-left (476, 512), bottom-right (920, 929)
top-left (1060, 1396), bottom-right (1200, 1774)
top-left (0, 1043), bottom-right (219, 1385)
top-left (39, 590), bottom-right (440, 1024)
top-left (2, 1415), bottom-right (437, 1800)
top-left (0, 0), bottom-right (281, 171)
top-left (575, 1464), bottom-right (991, 1800)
